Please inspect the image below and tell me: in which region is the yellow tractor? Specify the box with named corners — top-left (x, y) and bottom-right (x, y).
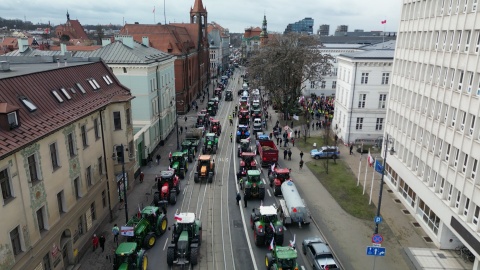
top-left (194, 155), bottom-right (215, 183)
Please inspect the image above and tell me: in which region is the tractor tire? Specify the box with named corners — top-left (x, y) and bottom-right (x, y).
top-left (141, 254), bottom-right (148, 270)
top-left (157, 215), bottom-right (168, 236)
top-left (179, 170), bottom-right (185, 179)
top-left (259, 188), bottom-right (265, 200)
top-left (265, 253), bottom-right (274, 270)
top-left (153, 192), bottom-right (160, 206)
top-left (167, 246), bottom-right (175, 266)
top-left (194, 173), bottom-right (199, 183)
top-left (275, 234), bottom-right (284, 246)
top-left (144, 232), bottom-right (156, 249)
top-left (273, 186), bottom-right (281, 196)
top-left (188, 156), bottom-right (193, 163)
top-left (254, 230), bottom-right (265, 247)
top-left (250, 216), bottom-right (255, 230)
top-left (198, 227), bottom-right (202, 246)
top-left (190, 246), bottom-right (199, 266)
top-left (176, 183), bottom-right (181, 195)
top-left (169, 192), bottom-right (177, 205)
top-left (208, 172), bottom-right (214, 183)
top-left (213, 146), bottom-right (217, 154)
top-left (244, 188), bottom-right (251, 200)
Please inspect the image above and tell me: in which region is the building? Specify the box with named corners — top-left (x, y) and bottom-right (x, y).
top-left (207, 22), bottom-right (230, 78)
top-left (384, 0), bottom-right (480, 264)
top-left (0, 61), bottom-right (135, 270)
top-left (284, 17), bottom-right (314, 35)
top-left (119, 0), bottom-right (210, 114)
top-left (241, 15), bottom-right (269, 60)
top-left (335, 25), bottom-right (348, 34)
top-left (318, 24), bottom-right (330, 36)
top-left (54, 11), bottom-right (89, 41)
top-left (331, 44), bottom-right (394, 144)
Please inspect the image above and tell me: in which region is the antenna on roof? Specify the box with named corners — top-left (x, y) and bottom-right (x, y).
top-left (164, 0), bottom-right (167, 25)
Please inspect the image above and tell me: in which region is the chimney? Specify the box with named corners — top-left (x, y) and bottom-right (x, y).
top-left (115, 35), bottom-right (135, 49)
top-left (60, 43), bottom-right (67, 55)
top-left (142, 36), bottom-right (149, 47)
top-left (102, 38), bottom-right (111, 47)
top-left (17, 38), bottom-right (29, 53)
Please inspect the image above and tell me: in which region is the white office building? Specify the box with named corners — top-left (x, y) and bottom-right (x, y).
top-left (385, 0), bottom-right (480, 267)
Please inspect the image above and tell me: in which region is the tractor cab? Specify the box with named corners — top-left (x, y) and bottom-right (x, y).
top-left (238, 138), bottom-right (251, 157)
top-left (214, 88), bottom-right (222, 99)
top-left (266, 246), bottom-right (298, 270)
top-left (113, 242), bottom-right (148, 270)
top-left (196, 112), bottom-right (207, 127)
top-left (240, 152), bottom-right (257, 170)
top-left (171, 152), bottom-right (188, 179)
top-left (210, 119), bottom-right (222, 136)
top-left (209, 98), bottom-right (219, 109)
top-left (181, 141), bottom-right (195, 163)
top-left (225, 90), bottom-right (233, 101)
top-left (268, 167), bottom-right (292, 196)
top-left (207, 102), bottom-right (217, 116)
top-left (251, 108), bottom-right (262, 119)
top-left (236, 125), bottom-right (250, 142)
top-left (238, 110), bottom-right (250, 125)
top-left (155, 170), bottom-right (180, 204)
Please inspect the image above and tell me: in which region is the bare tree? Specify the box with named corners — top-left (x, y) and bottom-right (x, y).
top-left (247, 33), bottom-right (332, 120)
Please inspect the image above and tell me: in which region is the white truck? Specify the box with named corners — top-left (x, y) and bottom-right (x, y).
top-left (277, 180), bottom-right (311, 227)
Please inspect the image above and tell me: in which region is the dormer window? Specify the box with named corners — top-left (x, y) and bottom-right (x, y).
top-left (7, 112), bottom-right (18, 129)
top-left (60, 88), bottom-right (72, 100)
top-left (52, 90), bottom-right (64, 103)
top-left (19, 97), bottom-right (37, 112)
top-left (103, 75), bottom-right (113, 85)
top-left (87, 78), bottom-right (100, 90)
top-left (76, 83), bottom-right (86, 94)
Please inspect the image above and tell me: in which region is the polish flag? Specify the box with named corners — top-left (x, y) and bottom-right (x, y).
top-left (381, 20), bottom-right (387, 24)
top-left (174, 214), bottom-right (182, 221)
top-left (270, 222), bottom-right (275, 232)
top-left (289, 234), bottom-right (296, 247)
top-left (269, 237), bottom-right (274, 250)
top-left (137, 205), bottom-right (142, 219)
top-left (367, 149), bottom-right (374, 167)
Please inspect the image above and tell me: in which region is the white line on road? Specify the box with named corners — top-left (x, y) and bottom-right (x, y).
top-left (301, 266), bottom-right (306, 270)
top-left (163, 238), bottom-right (168, 251)
top-left (267, 189), bottom-right (271, 197)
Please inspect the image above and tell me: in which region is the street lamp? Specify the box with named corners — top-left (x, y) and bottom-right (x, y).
top-left (374, 134), bottom-right (395, 235)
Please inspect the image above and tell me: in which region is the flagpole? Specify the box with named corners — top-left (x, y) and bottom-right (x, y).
top-left (357, 155), bottom-right (362, 186)
top-left (153, 6), bottom-right (156, 24)
top-left (363, 157), bottom-right (368, 195)
top-left (369, 162), bottom-right (375, 205)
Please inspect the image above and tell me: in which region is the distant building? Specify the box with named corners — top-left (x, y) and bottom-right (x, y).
top-left (319, 31), bottom-right (396, 45)
top-left (335, 25), bottom-right (348, 34)
top-left (241, 15), bottom-right (269, 59)
top-left (54, 11), bottom-right (89, 41)
top-left (284, 17), bottom-right (314, 35)
top-left (318, 24), bottom-right (330, 36)
top-left (207, 22), bottom-right (230, 78)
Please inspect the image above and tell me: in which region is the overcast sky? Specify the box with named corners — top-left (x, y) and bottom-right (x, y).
top-left (1, 0), bottom-right (401, 34)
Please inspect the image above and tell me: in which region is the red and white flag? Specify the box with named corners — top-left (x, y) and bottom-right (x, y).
top-left (137, 205), bottom-right (142, 218)
top-left (289, 234), bottom-right (296, 247)
top-left (270, 222), bottom-right (275, 232)
top-left (269, 237), bottom-right (274, 250)
top-left (174, 214), bottom-right (182, 221)
top-left (367, 149), bottom-right (374, 167)
top-left (381, 20), bottom-right (387, 24)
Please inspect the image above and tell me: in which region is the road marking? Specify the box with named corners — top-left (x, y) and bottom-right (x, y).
top-left (301, 266), bottom-right (306, 270)
top-left (262, 179), bottom-right (266, 185)
top-left (267, 189), bottom-right (271, 197)
top-left (163, 238), bottom-right (168, 250)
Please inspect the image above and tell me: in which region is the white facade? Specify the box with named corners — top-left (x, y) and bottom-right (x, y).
top-left (385, 0), bottom-right (480, 266)
top-left (332, 50), bottom-right (393, 145)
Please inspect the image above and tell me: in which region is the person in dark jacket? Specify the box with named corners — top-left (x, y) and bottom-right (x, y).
top-left (284, 149), bottom-right (288, 159)
top-left (288, 149), bottom-right (292, 160)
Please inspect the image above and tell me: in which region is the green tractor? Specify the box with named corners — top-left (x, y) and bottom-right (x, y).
top-left (243, 170), bottom-right (265, 200)
top-left (265, 245), bottom-right (299, 270)
top-left (170, 152), bottom-right (188, 179)
top-left (112, 242), bottom-right (148, 270)
top-left (202, 132), bottom-right (218, 154)
top-left (124, 206), bottom-right (168, 249)
top-left (167, 213), bottom-right (202, 267)
top-left (181, 140), bottom-right (196, 163)
top-left (207, 101), bottom-right (217, 116)
top-left (250, 205), bottom-right (284, 247)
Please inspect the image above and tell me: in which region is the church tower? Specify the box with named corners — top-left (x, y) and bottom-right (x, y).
top-left (260, 14), bottom-right (268, 46)
top-left (190, 0), bottom-right (208, 49)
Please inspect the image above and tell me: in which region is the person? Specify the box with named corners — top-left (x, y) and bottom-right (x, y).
top-left (195, 104), bottom-right (198, 111)
top-left (184, 116), bottom-right (187, 122)
top-left (276, 137), bottom-right (280, 145)
top-left (168, 152), bottom-right (172, 164)
top-left (92, 234), bottom-right (99, 251)
top-left (236, 192), bottom-right (241, 205)
top-left (244, 194), bottom-right (248, 208)
top-left (279, 138), bottom-right (283, 146)
top-left (112, 224), bottom-right (120, 244)
top-left (239, 177), bottom-right (244, 190)
top-left (180, 126), bottom-right (183, 134)
top-left (99, 235), bottom-right (106, 252)
top-left (233, 111), bottom-right (236, 118)
top-left (156, 154), bottom-right (161, 165)
top-left (139, 171), bottom-right (144, 183)
top-left (229, 115), bottom-right (233, 126)
top-left (230, 133), bottom-right (233, 143)
top-left (299, 159), bottom-right (304, 170)
top-left (294, 130), bottom-right (298, 137)
top-left (300, 151), bottom-right (304, 160)
top-left (334, 134), bottom-right (338, 144)
top-left (284, 149), bottom-right (288, 159)
top-left (350, 144), bottom-right (354, 155)
top-left (291, 137), bottom-right (295, 147)
top-left (288, 149), bottom-right (292, 160)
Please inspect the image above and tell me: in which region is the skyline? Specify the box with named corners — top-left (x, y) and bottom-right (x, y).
top-left (1, 0), bottom-right (401, 34)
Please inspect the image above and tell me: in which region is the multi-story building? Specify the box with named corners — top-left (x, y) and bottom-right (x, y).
top-left (385, 0), bottom-right (480, 264)
top-left (0, 61), bottom-right (135, 270)
top-left (335, 25), bottom-right (349, 34)
top-left (241, 15), bottom-right (269, 60)
top-left (284, 17), bottom-right (314, 35)
top-left (318, 24), bottom-right (330, 36)
top-left (207, 22), bottom-right (230, 78)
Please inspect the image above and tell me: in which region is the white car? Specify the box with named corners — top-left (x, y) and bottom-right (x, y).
top-left (253, 118), bottom-right (262, 132)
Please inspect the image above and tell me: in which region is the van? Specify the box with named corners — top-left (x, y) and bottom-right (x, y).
top-left (253, 118), bottom-right (262, 132)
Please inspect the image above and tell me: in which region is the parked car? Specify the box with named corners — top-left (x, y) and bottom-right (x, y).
top-left (310, 146), bottom-right (340, 159)
top-left (302, 237), bottom-right (340, 270)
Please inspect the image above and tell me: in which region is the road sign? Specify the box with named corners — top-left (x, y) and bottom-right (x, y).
top-left (366, 246), bottom-right (386, 256)
top-left (374, 216), bottom-right (383, 224)
top-left (372, 243), bottom-right (381, 247)
top-left (372, 234), bottom-right (383, 244)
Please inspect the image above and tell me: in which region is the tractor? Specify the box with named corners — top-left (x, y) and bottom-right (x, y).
top-left (238, 109), bottom-right (250, 125)
top-left (265, 245), bottom-right (299, 270)
top-left (268, 168), bottom-right (292, 196)
top-left (170, 152), bottom-right (188, 179)
top-left (236, 125), bottom-right (250, 143)
top-left (153, 170), bottom-right (180, 205)
top-left (209, 119), bottom-right (222, 136)
top-left (181, 141), bottom-right (196, 163)
top-left (202, 133), bottom-right (218, 154)
top-left (167, 213), bottom-right (202, 267)
top-left (237, 138), bottom-right (252, 157)
top-left (237, 152), bottom-right (257, 180)
top-left (214, 88), bottom-right (222, 99)
top-left (123, 206), bottom-right (168, 249)
top-left (112, 242), bottom-right (148, 270)
top-left (194, 155), bottom-right (215, 183)
top-left (225, 90), bottom-right (233, 101)
top-left (207, 101), bottom-right (217, 116)
top-left (250, 205), bottom-right (284, 247)
top-left (243, 169), bottom-right (265, 200)
top-left (196, 112), bottom-right (206, 128)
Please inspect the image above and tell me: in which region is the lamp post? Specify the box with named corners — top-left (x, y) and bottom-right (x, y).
top-left (119, 144), bottom-right (129, 224)
top-left (374, 134), bottom-right (394, 235)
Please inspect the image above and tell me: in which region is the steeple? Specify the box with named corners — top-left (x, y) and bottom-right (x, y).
top-left (190, 0), bottom-right (207, 13)
top-left (260, 14), bottom-right (268, 46)
top-left (190, 0), bottom-right (208, 49)
top-left (67, 10), bottom-right (70, 21)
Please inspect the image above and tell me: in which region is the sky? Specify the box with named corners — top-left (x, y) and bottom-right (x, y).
top-left (1, 0), bottom-right (402, 34)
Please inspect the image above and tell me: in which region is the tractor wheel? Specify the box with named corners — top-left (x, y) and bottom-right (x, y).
top-left (198, 227), bottom-right (202, 246)
top-left (179, 170), bottom-right (185, 179)
top-left (190, 246), bottom-right (199, 266)
top-left (157, 215), bottom-right (168, 236)
top-left (275, 234), bottom-right (284, 246)
top-left (185, 163), bottom-right (188, 172)
top-left (259, 188), bottom-right (265, 200)
top-left (273, 186), bottom-right (281, 196)
top-left (213, 146), bottom-right (217, 154)
top-left (254, 230), bottom-right (265, 247)
top-left (250, 216), bottom-right (254, 230)
top-left (153, 192), bottom-right (160, 206)
top-left (141, 254), bottom-right (148, 270)
top-left (144, 232), bottom-right (156, 249)
top-left (176, 183), bottom-right (181, 195)
top-left (169, 192), bottom-right (177, 205)
top-left (167, 246), bottom-right (175, 266)
top-left (265, 253), bottom-right (274, 270)
top-left (208, 172), bottom-right (214, 183)
top-left (194, 173), bottom-right (199, 183)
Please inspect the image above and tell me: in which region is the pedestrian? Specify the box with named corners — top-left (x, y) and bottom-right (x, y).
top-left (276, 137), bottom-right (280, 145)
top-left (334, 134), bottom-right (338, 144)
top-left (350, 144), bottom-right (354, 155)
top-left (288, 149), bottom-right (292, 160)
top-left (180, 126), bottom-right (183, 134)
top-left (299, 160), bottom-right (304, 170)
top-left (284, 149), bottom-right (288, 159)
top-left (168, 152), bottom-right (172, 164)
top-left (156, 154), bottom-right (161, 165)
top-left (230, 133), bottom-right (233, 143)
top-left (185, 126), bottom-right (188, 132)
top-left (236, 192), bottom-right (241, 205)
top-left (244, 195), bottom-right (248, 208)
top-left (280, 138), bottom-right (283, 146)
top-left (300, 151), bottom-right (304, 160)
top-left (195, 105), bottom-right (198, 111)
top-left (112, 224), bottom-right (120, 244)
top-left (291, 137), bottom-right (295, 147)
top-left (294, 130), bottom-right (298, 137)
top-left (184, 116), bottom-right (187, 122)
top-left (92, 234), bottom-right (99, 251)
top-left (99, 235), bottom-right (106, 252)
top-left (291, 121), bottom-right (294, 128)
top-left (139, 171), bottom-right (144, 183)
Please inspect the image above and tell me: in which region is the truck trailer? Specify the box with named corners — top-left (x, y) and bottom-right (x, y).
top-left (277, 180), bottom-right (311, 227)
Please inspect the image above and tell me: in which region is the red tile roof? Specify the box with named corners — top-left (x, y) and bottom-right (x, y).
top-left (0, 61), bottom-right (133, 158)
top-left (0, 103), bottom-right (20, 113)
top-left (55, 19), bottom-right (89, 40)
top-left (191, 0), bottom-right (207, 13)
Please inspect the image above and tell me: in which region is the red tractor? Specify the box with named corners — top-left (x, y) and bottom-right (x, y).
top-left (210, 119), bottom-right (222, 136)
top-left (237, 152), bottom-right (257, 179)
top-left (238, 110), bottom-right (250, 125)
top-left (154, 170), bottom-right (180, 205)
top-left (268, 168), bottom-right (292, 196)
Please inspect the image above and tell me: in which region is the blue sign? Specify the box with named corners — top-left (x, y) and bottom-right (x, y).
top-left (366, 246), bottom-right (386, 256)
top-left (374, 216), bottom-right (383, 224)
top-left (375, 160), bottom-right (384, 173)
top-left (372, 234), bottom-right (383, 244)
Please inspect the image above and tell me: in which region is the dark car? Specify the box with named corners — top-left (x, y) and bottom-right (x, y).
top-left (302, 237), bottom-right (340, 270)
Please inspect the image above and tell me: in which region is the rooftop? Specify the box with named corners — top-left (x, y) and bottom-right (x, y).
top-left (176, 212), bottom-right (196, 224)
top-left (259, 205), bottom-right (277, 215)
top-left (339, 49), bottom-right (395, 60)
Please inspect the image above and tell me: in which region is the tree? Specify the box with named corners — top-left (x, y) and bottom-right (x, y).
top-left (60, 34), bottom-right (71, 42)
top-left (247, 33), bottom-right (332, 120)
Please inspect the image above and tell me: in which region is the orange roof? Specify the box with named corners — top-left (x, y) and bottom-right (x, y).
top-left (55, 19), bottom-right (89, 40)
top-left (191, 0), bottom-right (207, 13)
top-left (207, 22), bottom-right (229, 38)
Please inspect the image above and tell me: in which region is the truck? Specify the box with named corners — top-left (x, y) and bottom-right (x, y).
top-left (277, 180), bottom-right (311, 227)
top-left (256, 139), bottom-right (278, 167)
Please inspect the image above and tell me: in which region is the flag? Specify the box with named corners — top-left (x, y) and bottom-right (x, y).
top-left (137, 205), bottom-right (141, 218)
top-left (381, 20), bottom-right (387, 24)
top-left (289, 234), bottom-right (296, 247)
top-left (153, 6), bottom-right (155, 13)
top-left (270, 222), bottom-right (275, 232)
top-left (174, 214), bottom-right (182, 221)
top-left (375, 159), bottom-right (384, 173)
top-left (367, 149), bottom-right (374, 167)
top-left (269, 237), bottom-right (274, 250)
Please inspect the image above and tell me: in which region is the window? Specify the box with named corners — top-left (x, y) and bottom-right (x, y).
top-left (310, 81), bottom-right (315, 89)
top-left (376, 118), bottom-right (384, 130)
top-left (321, 81), bottom-right (326, 88)
top-left (94, 118), bottom-right (100, 140)
top-left (67, 133), bottom-right (76, 158)
top-left (457, 31), bottom-right (463, 51)
top-left (460, 111), bottom-right (466, 131)
top-left (379, 94), bottom-right (387, 108)
top-left (98, 157), bottom-right (103, 175)
top-left (439, 177), bottom-right (445, 194)
top-left (332, 81), bottom-right (336, 89)
top-left (7, 112), bottom-right (18, 129)
top-left (74, 177), bottom-right (80, 199)
top-left (361, 73), bottom-right (369, 84)
top-left (455, 191), bottom-right (462, 209)
top-left (0, 168), bottom-right (13, 202)
top-left (474, 205), bottom-right (480, 225)
top-left (10, 226), bottom-right (22, 255)
top-left (113, 111), bottom-right (122, 130)
top-left (382, 73), bottom-right (390, 84)
top-left (358, 94), bottom-right (366, 108)
top-left (448, 185), bottom-right (453, 201)
top-left (445, 143), bottom-right (451, 161)
top-left (451, 108), bottom-right (457, 127)
top-left (451, 69), bottom-right (456, 88)
top-left (470, 115), bottom-right (476, 136)
top-left (86, 166), bottom-right (92, 187)
top-left (102, 190), bottom-right (107, 208)
top-left (463, 154), bottom-right (469, 173)
top-left (60, 88), bottom-right (72, 100)
top-left (28, 154), bottom-right (39, 183)
top-left (454, 149), bottom-right (460, 167)
top-left (57, 191), bottom-right (65, 214)
top-left (52, 90), bottom-right (64, 103)
top-left (472, 159), bottom-right (478, 179)
top-left (49, 142), bottom-right (60, 169)
top-left (37, 206), bottom-right (46, 231)
top-left (81, 125), bottom-right (88, 148)
top-left (90, 202), bottom-right (96, 221)
top-left (126, 108), bottom-right (131, 126)
top-left (465, 30), bottom-right (471, 52)
top-left (467, 72), bottom-right (474, 93)
top-left (19, 96), bottom-right (37, 112)
top-left (356, 118), bottom-right (364, 130)
top-left (474, 0), bottom-right (478, 11)
top-left (42, 252), bottom-right (51, 270)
